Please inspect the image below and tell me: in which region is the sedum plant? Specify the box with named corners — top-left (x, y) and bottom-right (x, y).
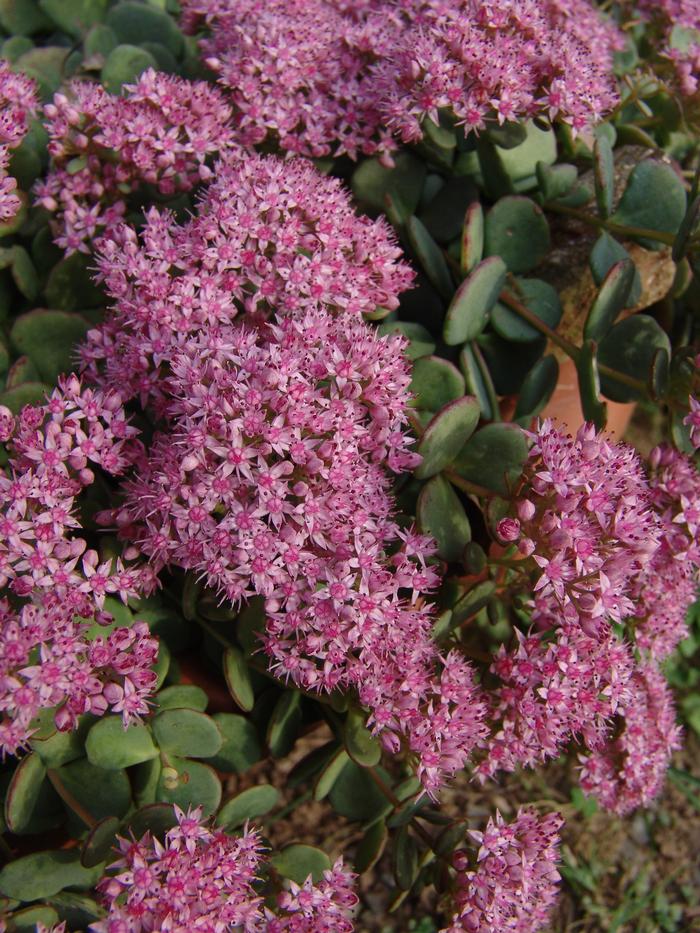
top-left (0, 1), bottom-right (698, 931)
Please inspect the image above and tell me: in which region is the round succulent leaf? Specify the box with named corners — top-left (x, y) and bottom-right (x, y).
top-left (140, 41), bottom-right (178, 73)
top-left (415, 395), bottom-right (481, 479)
top-left (106, 2), bottom-right (183, 55)
top-left (490, 278), bottom-right (561, 343)
top-left (328, 761), bottom-right (392, 822)
top-left (477, 331), bottom-right (547, 396)
top-left (452, 423), bottom-right (528, 496)
top-left (593, 135), bottom-right (614, 218)
top-left (84, 23), bottom-right (118, 57)
top-left (14, 47), bottom-right (68, 99)
top-left (155, 684), bottom-right (208, 712)
top-left (461, 201), bottom-right (484, 274)
top-left (133, 758), bottom-right (161, 808)
top-left (451, 580), bottom-right (497, 627)
top-left (419, 176), bottom-right (476, 243)
top-left (535, 161), bottom-right (577, 201)
top-left (287, 741), bottom-right (341, 789)
top-left (29, 711), bottom-right (92, 768)
top-left (223, 646), bottom-right (255, 712)
top-left (313, 748), bottom-right (351, 802)
top-left (5, 905), bottom-right (60, 931)
top-left (6, 355), bottom-right (40, 388)
top-left (80, 816), bottom-right (120, 869)
top-left (85, 717), bottom-right (158, 770)
top-left (351, 152), bottom-right (425, 221)
top-left (0, 850), bottom-right (103, 902)
top-left (610, 160), bottom-right (686, 247)
top-left (266, 690), bottom-right (302, 758)
top-left (492, 121), bottom-right (557, 189)
top-left (393, 826), bottom-right (419, 890)
top-left (11, 310), bottom-right (90, 384)
top-left (417, 474), bottom-right (471, 562)
top-left (443, 256), bottom-right (506, 345)
top-left (1, 36), bottom-right (34, 62)
top-left (514, 355), bottom-right (559, 420)
top-left (39, 0), bottom-right (108, 37)
top-left (271, 845), bottom-right (331, 885)
top-left (583, 259), bottom-right (636, 342)
top-left (485, 120), bottom-right (527, 149)
top-left (344, 709), bottom-right (382, 768)
top-left (484, 196), bottom-right (550, 273)
top-left (672, 194), bottom-right (700, 262)
top-left (152, 709), bottom-right (223, 759)
top-left (589, 232), bottom-right (642, 303)
top-left (45, 253), bottom-right (105, 310)
top-left (8, 246), bottom-right (38, 301)
top-left (155, 757), bottom-right (222, 816)
top-left (0, 0), bottom-right (52, 34)
top-left (409, 356), bottom-right (465, 411)
top-left (407, 215), bottom-right (454, 301)
top-left (598, 315), bottom-right (672, 403)
top-left (57, 757), bottom-right (132, 822)
top-left (0, 382), bottom-right (50, 412)
top-left (459, 343), bottom-right (496, 421)
top-left (377, 321), bottom-right (435, 360)
top-left (648, 346), bottom-right (670, 401)
top-left (576, 340), bottom-right (607, 428)
top-left (216, 784), bottom-right (279, 830)
top-left (101, 44), bottom-right (158, 94)
top-left (206, 713), bottom-right (261, 773)
top-left (5, 753), bottom-right (47, 833)
top-left (126, 803), bottom-right (180, 840)
top-left (354, 820), bottom-right (388, 873)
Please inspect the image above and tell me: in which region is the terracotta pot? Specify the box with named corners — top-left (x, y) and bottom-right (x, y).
top-left (539, 356), bottom-right (634, 438)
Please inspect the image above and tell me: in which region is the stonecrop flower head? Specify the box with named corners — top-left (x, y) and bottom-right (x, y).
top-left (0, 377), bottom-right (158, 756)
top-left (0, 59), bottom-right (38, 221)
top-left (579, 665), bottom-right (683, 814)
top-left (35, 69), bottom-right (234, 253)
top-left (638, 0), bottom-right (700, 96)
top-left (102, 311), bottom-right (487, 793)
top-left (504, 420), bottom-right (661, 634)
top-left (81, 151), bottom-right (413, 412)
top-left (477, 624), bottom-right (635, 781)
top-left (92, 805), bottom-right (358, 932)
top-left (180, 0), bottom-right (397, 160)
top-left (0, 589), bottom-right (158, 757)
top-left (371, 0), bottom-right (622, 141)
top-left (444, 808), bottom-right (563, 933)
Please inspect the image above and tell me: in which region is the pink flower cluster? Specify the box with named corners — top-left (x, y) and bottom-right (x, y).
top-left (92, 805), bottom-right (357, 932)
top-left (182, 0), bottom-right (396, 160)
top-left (0, 59), bottom-right (38, 221)
top-left (684, 395), bottom-right (700, 448)
top-left (81, 153), bottom-right (413, 414)
top-left (579, 665), bottom-right (682, 815)
top-left (81, 153), bottom-right (488, 794)
top-left (485, 422), bottom-right (695, 813)
top-left (182, 0), bottom-right (620, 158)
top-left (373, 0), bottom-right (622, 140)
top-left (444, 808), bottom-right (563, 933)
top-left (0, 590), bottom-right (158, 757)
top-left (35, 69), bottom-right (234, 253)
top-left (638, 0), bottom-right (700, 95)
top-left (0, 378), bottom-right (158, 756)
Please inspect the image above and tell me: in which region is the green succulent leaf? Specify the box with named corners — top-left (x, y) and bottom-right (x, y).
top-left (443, 256), bottom-right (507, 345)
top-left (85, 717), bottom-right (158, 770)
top-left (4, 754), bottom-right (47, 834)
top-left (152, 709), bottom-right (223, 759)
top-left (610, 160), bottom-right (686, 248)
top-left (598, 315), bottom-right (671, 403)
top-left (344, 709), bottom-right (382, 768)
top-left (514, 355), bottom-right (559, 420)
top-left (270, 845), bottom-right (331, 885)
top-left (206, 713), bottom-right (261, 774)
top-left (223, 646), bottom-right (255, 712)
top-left (484, 196), bottom-right (550, 273)
top-left (101, 44), bottom-right (158, 93)
top-left (410, 355), bottom-right (465, 410)
top-left (415, 396), bottom-right (481, 479)
top-left (407, 215), bottom-right (454, 300)
top-left (266, 690), bottom-right (302, 758)
top-left (11, 310), bottom-right (90, 384)
top-left (0, 850), bottom-right (103, 902)
top-left (452, 423), bottom-right (528, 496)
top-left (491, 279), bottom-right (561, 343)
top-left (593, 135), bottom-right (614, 218)
top-left (80, 816), bottom-right (120, 869)
top-left (377, 321), bottom-right (435, 360)
top-left (216, 784), bottom-right (279, 829)
top-left (417, 474), bottom-right (471, 562)
top-left (156, 758), bottom-right (222, 816)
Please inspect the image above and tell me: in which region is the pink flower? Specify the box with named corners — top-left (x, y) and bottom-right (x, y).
top-left (181, 0), bottom-right (397, 160)
top-left (579, 665), bottom-right (683, 814)
top-left (684, 395), bottom-right (700, 449)
top-left (0, 59), bottom-right (38, 221)
top-left (36, 70), bottom-right (235, 253)
top-left (443, 808), bottom-right (564, 933)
